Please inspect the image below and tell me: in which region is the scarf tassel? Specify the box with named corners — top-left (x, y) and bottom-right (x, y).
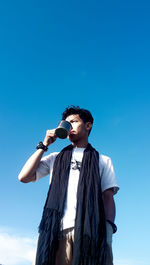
top-left (36, 208), bottom-right (61, 265)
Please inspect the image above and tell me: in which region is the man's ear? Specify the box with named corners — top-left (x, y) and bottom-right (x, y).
top-left (86, 122), bottom-right (92, 132)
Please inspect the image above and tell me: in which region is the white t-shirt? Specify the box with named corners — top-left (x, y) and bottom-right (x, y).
top-left (35, 147), bottom-right (119, 230)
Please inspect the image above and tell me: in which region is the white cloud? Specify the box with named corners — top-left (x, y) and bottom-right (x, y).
top-left (0, 228), bottom-right (37, 265)
top-left (0, 227), bottom-right (148, 265)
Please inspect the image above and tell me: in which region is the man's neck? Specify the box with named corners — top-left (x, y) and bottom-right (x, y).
top-left (72, 139), bottom-right (89, 148)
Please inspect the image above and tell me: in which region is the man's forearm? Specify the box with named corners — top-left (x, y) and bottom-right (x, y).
top-left (102, 189), bottom-right (116, 223)
top-left (18, 129), bottom-right (57, 183)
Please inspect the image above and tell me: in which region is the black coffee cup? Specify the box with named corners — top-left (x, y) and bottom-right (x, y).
top-left (55, 120), bottom-right (71, 139)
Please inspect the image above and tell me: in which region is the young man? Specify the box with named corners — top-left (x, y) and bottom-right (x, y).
top-left (18, 106), bottom-right (119, 265)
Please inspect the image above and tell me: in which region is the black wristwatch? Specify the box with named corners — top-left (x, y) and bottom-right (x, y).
top-left (36, 142), bottom-right (48, 152)
top-left (106, 220), bottom-right (117, 233)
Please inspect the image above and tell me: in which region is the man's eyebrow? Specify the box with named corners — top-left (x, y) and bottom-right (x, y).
top-left (69, 119), bottom-right (76, 122)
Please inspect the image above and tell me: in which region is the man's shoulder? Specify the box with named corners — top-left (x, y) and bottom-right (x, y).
top-left (99, 153), bottom-right (111, 163)
top-left (41, 151), bottom-right (59, 162)
top-left (49, 151), bottom-right (60, 157)
top-left (98, 153), bottom-right (113, 169)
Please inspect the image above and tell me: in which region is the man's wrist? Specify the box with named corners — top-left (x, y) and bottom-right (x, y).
top-left (36, 142), bottom-right (48, 152)
top-left (106, 220), bottom-right (117, 233)
top-left (43, 141), bottom-right (49, 147)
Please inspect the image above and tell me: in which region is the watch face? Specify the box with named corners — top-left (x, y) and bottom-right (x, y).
top-left (36, 142), bottom-right (48, 151)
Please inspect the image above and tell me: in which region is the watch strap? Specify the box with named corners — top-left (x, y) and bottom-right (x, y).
top-left (36, 142), bottom-right (48, 152)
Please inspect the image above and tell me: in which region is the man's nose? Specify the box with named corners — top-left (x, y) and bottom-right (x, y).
top-left (69, 124), bottom-right (73, 131)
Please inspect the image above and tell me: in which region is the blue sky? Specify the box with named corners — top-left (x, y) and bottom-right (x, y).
top-left (0, 0), bottom-right (150, 264)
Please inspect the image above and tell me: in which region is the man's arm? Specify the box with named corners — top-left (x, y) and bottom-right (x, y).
top-left (102, 188), bottom-right (116, 223)
top-left (18, 129), bottom-right (57, 183)
top-left (18, 149), bottom-right (46, 183)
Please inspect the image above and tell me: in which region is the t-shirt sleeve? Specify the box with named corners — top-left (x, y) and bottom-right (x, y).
top-left (99, 154), bottom-right (119, 194)
top-left (35, 152), bottom-right (58, 182)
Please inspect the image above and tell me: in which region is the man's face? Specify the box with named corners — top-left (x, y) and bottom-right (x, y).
top-left (65, 114), bottom-right (92, 142)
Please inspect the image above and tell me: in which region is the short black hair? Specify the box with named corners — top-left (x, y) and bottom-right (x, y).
top-left (62, 105), bottom-right (94, 124)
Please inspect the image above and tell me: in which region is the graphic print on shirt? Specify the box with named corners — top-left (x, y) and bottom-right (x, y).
top-left (71, 159), bottom-right (82, 171)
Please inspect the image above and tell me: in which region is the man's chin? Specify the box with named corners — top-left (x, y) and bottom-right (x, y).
top-left (68, 134), bottom-right (76, 141)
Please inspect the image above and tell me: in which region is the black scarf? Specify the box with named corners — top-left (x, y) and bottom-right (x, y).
top-left (35, 143), bottom-right (107, 265)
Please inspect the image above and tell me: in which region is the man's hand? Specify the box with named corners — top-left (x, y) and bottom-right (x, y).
top-left (43, 129), bottom-right (57, 147)
top-left (18, 129), bottom-right (57, 183)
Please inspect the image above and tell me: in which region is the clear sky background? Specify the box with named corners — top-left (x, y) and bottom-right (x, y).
top-left (0, 0), bottom-right (150, 264)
